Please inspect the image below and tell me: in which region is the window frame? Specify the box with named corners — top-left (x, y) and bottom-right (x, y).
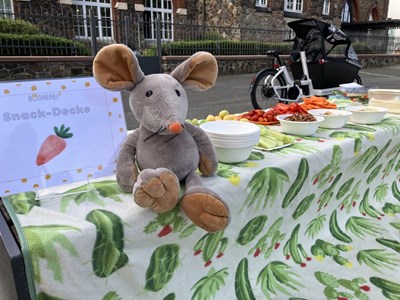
top-left (255, 0), bottom-right (268, 8)
top-left (72, 0), bottom-right (113, 40)
top-left (322, 0), bottom-right (330, 15)
top-left (143, 0), bottom-right (173, 41)
top-left (0, 0), bottom-right (13, 15)
top-left (284, 0), bottom-right (303, 13)
top-left (341, 1), bottom-right (352, 23)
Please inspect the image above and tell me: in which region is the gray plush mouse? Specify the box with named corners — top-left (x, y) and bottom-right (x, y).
top-left (93, 44), bottom-right (229, 232)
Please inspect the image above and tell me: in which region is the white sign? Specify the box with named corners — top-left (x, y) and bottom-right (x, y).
top-left (0, 77), bottom-right (126, 196)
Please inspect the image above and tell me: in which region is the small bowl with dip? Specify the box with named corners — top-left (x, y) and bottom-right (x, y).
top-left (345, 106), bottom-right (388, 124)
top-left (308, 109), bottom-right (352, 129)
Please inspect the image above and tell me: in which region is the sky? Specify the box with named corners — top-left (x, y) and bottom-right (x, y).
top-left (388, 0), bottom-right (400, 19)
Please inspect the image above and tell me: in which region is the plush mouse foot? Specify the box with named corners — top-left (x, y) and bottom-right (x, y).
top-left (181, 188), bottom-right (229, 232)
top-left (134, 169), bottom-right (180, 213)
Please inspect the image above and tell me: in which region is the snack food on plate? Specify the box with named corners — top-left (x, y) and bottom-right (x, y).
top-left (300, 96), bottom-right (337, 111)
top-left (238, 103), bottom-right (308, 124)
top-left (284, 113), bottom-right (317, 122)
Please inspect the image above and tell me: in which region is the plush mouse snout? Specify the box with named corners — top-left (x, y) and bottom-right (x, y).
top-left (168, 122), bottom-right (183, 134)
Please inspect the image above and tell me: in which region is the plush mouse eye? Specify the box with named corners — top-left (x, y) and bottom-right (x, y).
top-left (175, 89), bottom-right (181, 97)
top-left (146, 90), bottom-right (153, 97)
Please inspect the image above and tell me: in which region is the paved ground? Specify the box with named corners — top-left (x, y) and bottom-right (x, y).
top-left (122, 64), bottom-right (400, 130)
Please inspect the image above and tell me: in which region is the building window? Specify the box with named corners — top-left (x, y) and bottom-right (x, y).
top-left (144, 0), bottom-right (173, 41)
top-left (322, 0), bottom-right (330, 15)
top-left (72, 0), bottom-right (112, 39)
top-left (0, 0), bottom-right (13, 15)
top-left (341, 1), bottom-right (352, 23)
top-left (256, 0), bottom-right (267, 8)
top-left (284, 0), bottom-right (303, 13)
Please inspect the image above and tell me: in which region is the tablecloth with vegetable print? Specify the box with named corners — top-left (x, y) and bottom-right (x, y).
top-left (3, 116), bottom-right (400, 300)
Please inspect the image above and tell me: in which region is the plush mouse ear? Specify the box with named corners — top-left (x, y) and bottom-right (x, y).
top-left (171, 51), bottom-right (218, 91)
top-left (93, 44), bottom-right (145, 91)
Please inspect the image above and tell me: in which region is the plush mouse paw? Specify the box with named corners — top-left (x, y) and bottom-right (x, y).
top-left (181, 188), bottom-right (229, 232)
top-left (133, 168), bottom-right (180, 213)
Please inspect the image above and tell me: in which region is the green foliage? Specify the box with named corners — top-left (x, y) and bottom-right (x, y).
top-left (352, 42), bottom-right (374, 54)
top-left (0, 18), bottom-right (41, 35)
top-left (156, 40), bottom-right (292, 56)
top-left (0, 18), bottom-right (90, 56)
top-left (141, 47), bottom-right (157, 56)
top-left (140, 36), bottom-right (375, 57)
top-left (203, 30), bottom-right (226, 40)
top-left (0, 33), bottom-right (90, 56)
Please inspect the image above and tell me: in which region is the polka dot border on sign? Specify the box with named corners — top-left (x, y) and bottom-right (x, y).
top-left (1, 78), bottom-right (124, 195)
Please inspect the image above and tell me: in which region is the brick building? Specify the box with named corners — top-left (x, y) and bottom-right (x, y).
top-left (0, 0), bottom-right (391, 44)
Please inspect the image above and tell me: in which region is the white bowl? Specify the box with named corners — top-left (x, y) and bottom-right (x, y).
top-left (199, 120), bottom-right (260, 139)
top-left (308, 109), bottom-right (352, 129)
top-left (200, 120), bottom-right (260, 163)
top-left (210, 135), bottom-right (260, 146)
top-left (276, 114), bottom-right (324, 136)
top-left (345, 106), bottom-right (388, 124)
top-left (213, 145), bottom-right (255, 163)
top-left (209, 133), bottom-right (260, 146)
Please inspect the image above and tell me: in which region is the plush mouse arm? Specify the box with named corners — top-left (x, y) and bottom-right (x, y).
top-left (185, 122), bottom-right (218, 176)
top-left (116, 130), bottom-right (140, 192)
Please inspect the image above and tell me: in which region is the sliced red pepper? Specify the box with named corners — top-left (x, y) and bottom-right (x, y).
top-left (274, 103), bottom-right (289, 114)
top-left (294, 102), bottom-right (308, 114)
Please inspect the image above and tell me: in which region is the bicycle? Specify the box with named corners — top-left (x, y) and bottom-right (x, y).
top-left (250, 50), bottom-right (308, 109)
top-left (249, 18), bottom-right (363, 110)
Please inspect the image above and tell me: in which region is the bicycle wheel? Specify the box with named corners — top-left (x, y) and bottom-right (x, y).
top-left (250, 69), bottom-right (287, 110)
top-left (354, 75), bottom-right (362, 85)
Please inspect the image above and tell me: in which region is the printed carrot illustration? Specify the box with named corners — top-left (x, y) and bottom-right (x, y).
top-left (36, 124), bottom-right (73, 166)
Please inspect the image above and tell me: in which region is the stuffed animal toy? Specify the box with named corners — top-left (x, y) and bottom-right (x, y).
top-left (93, 44), bottom-right (229, 232)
